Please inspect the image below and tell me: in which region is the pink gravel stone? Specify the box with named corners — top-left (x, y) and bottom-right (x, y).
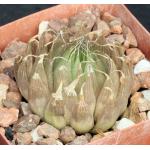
top-left (0, 107), bottom-right (19, 127)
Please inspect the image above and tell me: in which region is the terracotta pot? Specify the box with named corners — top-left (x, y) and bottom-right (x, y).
top-left (0, 4), bottom-right (150, 145)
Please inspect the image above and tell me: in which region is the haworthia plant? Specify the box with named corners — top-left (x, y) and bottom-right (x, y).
top-left (15, 10), bottom-right (133, 134)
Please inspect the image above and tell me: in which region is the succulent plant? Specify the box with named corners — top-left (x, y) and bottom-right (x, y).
top-left (15, 13), bottom-right (133, 134)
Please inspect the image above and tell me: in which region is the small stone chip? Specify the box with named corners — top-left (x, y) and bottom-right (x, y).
top-left (147, 111), bottom-right (150, 120)
top-left (5, 127), bottom-right (13, 141)
top-left (110, 19), bottom-right (122, 34)
top-left (126, 48), bottom-right (145, 65)
top-left (59, 126), bottom-right (76, 143)
top-left (106, 34), bottom-right (124, 44)
top-left (123, 25), bottom-right (137, 48)
top-left (134, 59), bottom-right (150, 74)
top-left (84, 133), bottom-right (92, 142)
top-left (9, 79), bottom-right (19, 92)
top-left (37, 123), bottom-right (60, 139)
top-left (20, 102), bottom-right (32, 115)
top-left (113, 118), bottom-right (135, 130)
top-left (31, 127), bottom-right (43, 142)
top-left (142, 90), bottom-right (150, 101)
top-left (3, 92), bottom-right (21, 109)
top-left (15, 132), bottom-right (32, 145)
top-left (68, 135), bottom-right (88, 145)
top-left (137, 72), bottom-right (150, 88)
top-left (125, 92), bottom-right (150, 123)
top-left (93, 19), bottom-right (110, 37)
top-left (102, 12), bottom-right (116, 22)
top-left (131, 75), bottom-right (141, 94)
top-left (1, 40), bottom-right (27, 59)
top-left (36, 138), bottom-right (57, 145)
top-left (49, 19), bottom-right (68, 32)
top-left (0, 127), bottom-right (5, 136)
top-left (38, 21), bottom-right (50, 39)
top-left (13, 114), bottom-right (40, 133)
top-left (0, 58), bottom-right (14, 74)
top-left (0, 107), bottom-right (19, 127)
top-left (0, 84), bottom-right (8, 107)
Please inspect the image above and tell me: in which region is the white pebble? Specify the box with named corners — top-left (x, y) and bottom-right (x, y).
top-left (56, 140), bottom-right (63, 145)
top-left (0, 84), bottom-right (8, 107)
top-left (31, 127), bottom-right (42, 142)
top-left (38, 21), bottom-right (49, 39)
top-left (134, 59), bottom-right (150, 74)
top-left (141, 90), bottom-right (150, 101)
top-left (147, 111), bottom-right (150, 119)
top-left (114, 118), bottom-right (135, 130)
